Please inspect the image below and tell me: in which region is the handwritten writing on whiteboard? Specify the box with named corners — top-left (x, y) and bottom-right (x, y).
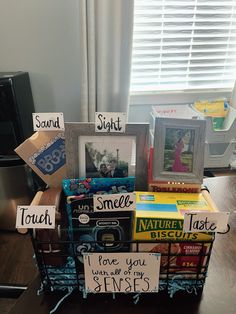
top-left (32, 112), bottom-right (65, 131)
top-left (93, 193), bottom-right (136, 212)
top-left (83, 252), bottom-right (161, 293)
top-left (16, 206), bottom-right (56, 229)
top-left (95, 112), bottom-right (126, 133)
top-left (183, 211), bottom-right (230, 233)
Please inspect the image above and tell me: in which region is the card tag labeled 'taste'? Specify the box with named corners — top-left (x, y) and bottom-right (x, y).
top-left (33, 112), bottom-right (65, 131)
top-left (95, 112), bottom-right (126, 133)
top-left (16, 206), bottom-right (56, 229)
top-left (183, 211), bottom-right (230, 233)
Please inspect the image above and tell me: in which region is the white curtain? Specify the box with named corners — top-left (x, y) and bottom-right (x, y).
top-left (77, 0), bottom-right (134, 122)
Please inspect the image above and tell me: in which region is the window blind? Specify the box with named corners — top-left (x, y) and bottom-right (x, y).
top-left (130, 0), bottom-right (236, 92)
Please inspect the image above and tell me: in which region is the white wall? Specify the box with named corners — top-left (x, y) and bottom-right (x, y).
top-left (0, 0), bottom-right (83, 121)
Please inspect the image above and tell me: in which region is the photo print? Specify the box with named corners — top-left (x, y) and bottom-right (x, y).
top-left (79, 136), bottom-right (136, 178)
top-left (164, 128), bottom-right (195, 173)
top-left (152, 117), bottom-right (206, 185)
top-left (65, 122), bottom-right (149, 191)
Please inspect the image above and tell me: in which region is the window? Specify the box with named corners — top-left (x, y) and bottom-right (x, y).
top-left (130, 0), bottom-right (236, 94)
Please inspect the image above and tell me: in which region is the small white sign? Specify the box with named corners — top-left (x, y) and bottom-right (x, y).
top-left (95, 112), bottom-right (126, 133)
top-left (93, 193), bottom-right (136, 212)
top-left (16, 206), bottom-right (56, 229)
top-left (83, 252), bottom-right (161, 293)
top-left (32, 112), bottom-right (65, 131)
top-left (183, 211), bottom-right (230, 233)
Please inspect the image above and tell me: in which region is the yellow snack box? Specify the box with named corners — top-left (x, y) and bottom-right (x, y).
top-left (133, 191), bottom-right (218, 241)
top-left (194, 100), bottom-right (229, 117)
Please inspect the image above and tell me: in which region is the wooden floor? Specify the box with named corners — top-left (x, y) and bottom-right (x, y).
top-left (0, 231), bottom-right (38, 313)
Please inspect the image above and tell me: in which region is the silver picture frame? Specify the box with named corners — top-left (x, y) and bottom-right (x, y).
top-left (65, 123), bottom-right (149, 191)
top-left (153, 117), bottom-right (206, 184)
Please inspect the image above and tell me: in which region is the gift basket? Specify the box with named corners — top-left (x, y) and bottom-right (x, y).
top-left (15, 116), bottom-right (230, 313)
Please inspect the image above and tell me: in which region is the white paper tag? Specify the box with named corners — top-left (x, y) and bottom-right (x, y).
top-left (95, 112), bottom-right (126, 133)
top-left (93, 193), bottom-right (136, 212)
top-left (32, 112), bottom-right (65, 131)
top-left (183, 211), bottom-right (230, 233)
top-left (16, 206), bottom-right (56, 229)
top-left (83, 252), bottom-right (161, 293)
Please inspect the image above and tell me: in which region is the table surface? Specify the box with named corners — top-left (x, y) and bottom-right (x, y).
top-left (10, 176), bottom-right (236, 314)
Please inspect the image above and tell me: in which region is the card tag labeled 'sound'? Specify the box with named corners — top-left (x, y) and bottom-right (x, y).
top-left (16, 206), bottom-right (56, 229)
top-left (183, 211), bottom-right (230, 233)
top-left (95, 112), bottom-right (126, 133)
top-left (33, 112), bottom-right (65, 131)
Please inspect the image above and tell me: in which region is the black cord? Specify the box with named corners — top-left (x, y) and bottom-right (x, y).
top-left (201, 185), bottom-right (210, 193)
top-left (217, 224), bottom-right (230, 234)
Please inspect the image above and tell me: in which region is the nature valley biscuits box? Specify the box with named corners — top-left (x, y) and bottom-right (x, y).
top-left (133, 191), bottom-right (218, 241)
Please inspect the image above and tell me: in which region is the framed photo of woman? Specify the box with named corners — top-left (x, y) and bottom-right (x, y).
top-left (153, 117), bottom-right (206, 184)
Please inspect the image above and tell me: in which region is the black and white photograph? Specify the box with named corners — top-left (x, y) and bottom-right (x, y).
top-left (79, 136), bottom-right (136, 178)
top-left (65, 122), bottom-right (149, 191)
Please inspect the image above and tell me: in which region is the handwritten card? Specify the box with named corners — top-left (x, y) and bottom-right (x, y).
top-left (183, 211), bottom-right (230, 233)
top-left (32, 112), bottom-right (65, 131)
top-left (16, 206), bottom-right (56, 229)
top-left (93, 193), bottom-right (136, 212)
top-left (95, 112), bottom-right (126, 133)
top-left (83, 252), bottom-right (161, 293)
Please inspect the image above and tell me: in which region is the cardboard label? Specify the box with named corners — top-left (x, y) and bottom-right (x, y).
top-left (33, 136), bottom-right (66, 175)
top-left (15, 131), bottom-right (66, 188)
top-left (16, 206), bottom-right (56, 229)
top-left (95, 112), bottom-right (126, 133)
top-left (93, 193), bottom-right (136, 212)
top-left (33, 113), bottom-right (65, 131)
top-left (83, 252), bottom-right (160, 293)
top-left (183, 211), bottom-right (230, 233)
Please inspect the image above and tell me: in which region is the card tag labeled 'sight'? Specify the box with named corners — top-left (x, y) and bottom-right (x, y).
top-left (93, 193), bottom-right (136, 212)
top-left (183, 211), bottom-right (230, 233)
top-left (16, 206), bottom-right (56, 229)
top-left (33, 112), bottom-right (65, 131)
top-left (95, 112), bottom-right (126, 133)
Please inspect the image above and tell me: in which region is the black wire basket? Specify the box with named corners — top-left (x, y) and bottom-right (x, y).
top-left (31, 228), bottom-right (214, 298)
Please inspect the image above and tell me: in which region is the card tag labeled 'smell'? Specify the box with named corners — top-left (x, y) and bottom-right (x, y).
top-left (93, 193), bottom-right (136, 212)
top-left (33, 113), bottom-right (65, 131)
top-left (83, 252), bottom-right (161, 293)
top-left (183, 211), bottom-right (230, 233)
top-left (95, 112), bottom-right (126, 133)
top-left (16, 206), bottom-right (56, 229)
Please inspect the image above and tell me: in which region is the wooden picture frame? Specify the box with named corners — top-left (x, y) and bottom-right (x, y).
top-left (65, 123), bottom-right (149, 191)
top-left (153, 117), bottom-right (206, 184)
